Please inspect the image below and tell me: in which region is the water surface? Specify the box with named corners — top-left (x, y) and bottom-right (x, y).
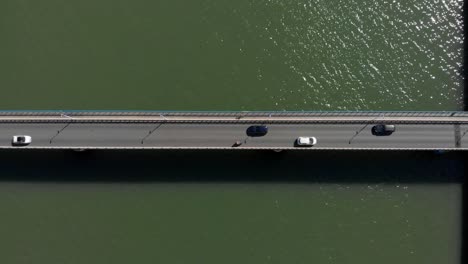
top-left (0, 0), bottom-right (463, 110)
top-left (0, 150), bottom-right (463, 264)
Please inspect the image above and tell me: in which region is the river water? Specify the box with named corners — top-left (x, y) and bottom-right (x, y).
top-left (0, 0), bottom-right (464, 110)
top-left (0, 0), bottom-right (464, 263)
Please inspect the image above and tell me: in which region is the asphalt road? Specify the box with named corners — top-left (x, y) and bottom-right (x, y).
top-left (0, 123), bottom-right (466, 149)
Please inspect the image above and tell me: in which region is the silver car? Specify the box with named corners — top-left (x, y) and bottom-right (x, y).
top-left (296, 137), bottom-right (317, 147)
top-left (12, 135), bottom-right (32, 146)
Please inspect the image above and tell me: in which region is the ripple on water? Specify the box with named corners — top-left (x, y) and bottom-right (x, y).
top-left (250, 0), bottom-right (463, 110)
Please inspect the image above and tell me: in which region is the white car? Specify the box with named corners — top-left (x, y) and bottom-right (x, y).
top-left (296, 137), bottom-right (317, 147)
top-left (12, 135), bottom-right (32, 146)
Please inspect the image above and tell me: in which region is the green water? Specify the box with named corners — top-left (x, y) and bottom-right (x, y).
top-left (0, 0), bottom-right (465, 263)
top-left (0, 0), bottom-right (463, 110)
top-left (0, 183), bottom-right (461, 263)
top-left (0, 150), bottom-right (464, 263)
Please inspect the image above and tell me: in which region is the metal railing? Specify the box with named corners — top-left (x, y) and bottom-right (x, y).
top-left (0, 110), bottom-right (467, 117)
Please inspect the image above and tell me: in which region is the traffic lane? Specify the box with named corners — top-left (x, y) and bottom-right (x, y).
top-left (142, 124), bottom-right (353, 147)
top-left (0, 123), bottom-right (157, 147)
top-left (143, 124), bottom-right (247, 147)
top-left (140, 124), bottom-right (457, 148)
top-left (0, 123), bottom-right (460, 148)
top-left (458, 125), bottom-right (468, 145)
top-left (348, 124), bottom-right (455, 148)
top-left (245, 124), bottom-right (455, 148)
top-left (249, 124), bottom-right (359, 147)
top-left (0, 123), bottom-right (64, 147)
top-left (18, 123), bottom-right (246, 147)
top-left (49, 123), bottom-right (157, 147)
top-left (0, 123), bottom-right (335, 148)
top-left (145, 124), bottom-right (366, 147)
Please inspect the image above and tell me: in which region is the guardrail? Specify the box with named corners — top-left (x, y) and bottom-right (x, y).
top-left (1, 111), bottom-right (468, 124)
top-left (0, 146), bottom-right (465, 151)
top-left (1, 119), bottom-right (468, 125)
top-left (0, 110), bottom-right (467, 117)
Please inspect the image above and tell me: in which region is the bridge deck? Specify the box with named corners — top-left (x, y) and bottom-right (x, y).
top-left (1, 112), bottom-right (468, 150)
top-left (0, 122), bottom-right (466, 150)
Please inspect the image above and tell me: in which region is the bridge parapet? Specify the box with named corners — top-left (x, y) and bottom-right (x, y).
top-left (0, 110), bottom-right (467, 117)
top-left (0, 111), bottom-right (468, 124)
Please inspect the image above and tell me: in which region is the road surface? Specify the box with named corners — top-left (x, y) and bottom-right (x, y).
top-left (0, 123), bottom-right (466, 150)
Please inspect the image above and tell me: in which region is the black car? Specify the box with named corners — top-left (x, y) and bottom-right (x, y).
top-left (371, 124), bottom-right (395, 136)
top-left (246, 125), bottom-right (268, 137)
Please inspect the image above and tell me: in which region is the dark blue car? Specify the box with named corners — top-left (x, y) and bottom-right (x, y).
top-left (371, 124), bottom-right (395, 136)
top-left (246, 125), bottom-right (268, 137)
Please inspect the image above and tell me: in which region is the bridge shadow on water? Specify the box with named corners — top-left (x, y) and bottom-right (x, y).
top-left (0, 149), bottom-right (464, 184)
top-left (1, 149), bottom-right (466, 263)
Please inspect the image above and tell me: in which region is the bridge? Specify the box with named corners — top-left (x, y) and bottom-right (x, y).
top-left (1, 111), bottom-right (468, 150)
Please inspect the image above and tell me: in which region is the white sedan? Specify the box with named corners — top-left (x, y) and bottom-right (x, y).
top-left (12, 135), bottom-right (32, 146)
top-left (296, 137), bottom-right (317, 147)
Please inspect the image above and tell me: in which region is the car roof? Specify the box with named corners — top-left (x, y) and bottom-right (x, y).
top-left (248, 125), bottom-right (267, 129)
